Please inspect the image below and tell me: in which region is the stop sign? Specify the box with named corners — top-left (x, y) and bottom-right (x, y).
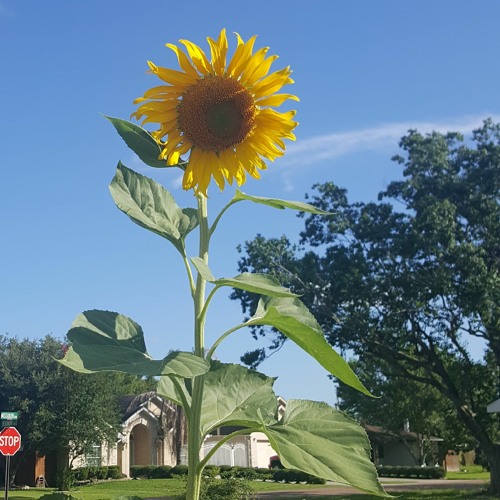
top-left (0, 427), bottom-right (21, 456)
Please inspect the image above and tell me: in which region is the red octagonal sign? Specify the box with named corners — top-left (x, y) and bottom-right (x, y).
top-left (0, 427), bottom-right (21, 456)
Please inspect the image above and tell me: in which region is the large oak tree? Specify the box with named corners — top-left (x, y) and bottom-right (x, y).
top-left (232, 120), bottom-right (500, 493)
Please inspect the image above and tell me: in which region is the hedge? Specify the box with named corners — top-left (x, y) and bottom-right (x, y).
top-left (73, 465), bottom-right (324, 484)
top-left (376, 465), bottom-right (445, 479)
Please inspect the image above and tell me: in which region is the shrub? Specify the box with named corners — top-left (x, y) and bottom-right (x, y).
top-left (129, 466), bottom-right (147, 479)
top-left (200, 478), bottom-right (253, 500)
top-left (39, 494), bottom-right (82, 500)
top-left (107, 466), bottom-right (122, 480)
top-left (72, 467), bottom-right (89, 481)
top-left (255, 468), bottom-right (272, 481)
top-left (170, 465), bottom-right (189, 477)
top-left (376, 465), bottom-right (445, 479)
top-left (149, 466), bottom-right (172, 479)
top-left (203, 465), bottom-right (220, 478)
top-left (269, 456), bottom-right (283, 469)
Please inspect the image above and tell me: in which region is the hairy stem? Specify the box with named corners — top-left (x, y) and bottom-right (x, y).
top-left (186, 194), bottom-right (210, 500)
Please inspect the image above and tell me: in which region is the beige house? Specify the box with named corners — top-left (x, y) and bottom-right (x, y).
top-left (74, 392), bottom-right (280, 476)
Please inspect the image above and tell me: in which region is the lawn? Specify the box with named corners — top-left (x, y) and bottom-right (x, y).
top-left (6, 476), bottom-right (493, 500)
top-left (446, 466), bottom-right (490, 481)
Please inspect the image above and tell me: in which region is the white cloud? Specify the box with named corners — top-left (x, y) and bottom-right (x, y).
top-left (285, 113), bottom-right (500, 167)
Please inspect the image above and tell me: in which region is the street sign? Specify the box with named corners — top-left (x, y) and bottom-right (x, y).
top-left (0, 413), bottom-right (18, 429)
top-left (0, 427), bottom-right (21, 456)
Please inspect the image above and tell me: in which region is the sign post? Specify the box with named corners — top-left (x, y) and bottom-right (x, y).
top-left (0, 427), bottom-right (21, 500)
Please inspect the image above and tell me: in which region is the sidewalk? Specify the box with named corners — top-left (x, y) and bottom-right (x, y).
top-left (255, 478), bottom-right (489, 498)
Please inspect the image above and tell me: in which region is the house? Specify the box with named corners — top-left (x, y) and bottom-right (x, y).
top-left (364, 424), bottom-right (443, 467)
top-left (487, 398), bottom-right (500, 413)
top-left (73, 392), bottom-right (282, 476)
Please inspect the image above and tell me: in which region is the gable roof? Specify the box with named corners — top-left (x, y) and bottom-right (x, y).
top-left (487, 398), bottom-right (500, 413)
top-left (119, 391), bottom-right (158, 422)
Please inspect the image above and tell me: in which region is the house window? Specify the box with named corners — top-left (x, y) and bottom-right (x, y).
top-left (84, 443), bottom-right (102, 467)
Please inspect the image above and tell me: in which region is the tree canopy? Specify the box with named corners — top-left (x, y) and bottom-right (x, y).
top-left (232, 119), bottom-right (500, 493)
top-left (0, 334), bottom-right (155, 488)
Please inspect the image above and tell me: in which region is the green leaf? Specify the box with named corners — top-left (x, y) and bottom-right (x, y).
top-left (264, 399), bottom-right (386, 496)
top-left (199, 362), bottom-right (278, 435)
top-left (157, 375), bottom-right (192, 408)
top-left (110, 163), bottom-right (198, 253)
top-left (105, 115), bottom-right (185, 169)
top-left (190, 257), bottom-right (298, 298)
top-left (61, 310), bottom-right (209, 378)
top-left (248, 297), bottom-right (372, 396)
top-left (233, 190), bottom-right (330, 214)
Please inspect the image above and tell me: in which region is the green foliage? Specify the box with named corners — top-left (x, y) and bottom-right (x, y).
top-left (232, 119), bottom-right (500, 492)
top-left (170, 465), bottom-right (189, 477)
top-left (105, 116), bottom-right (183, 169)
top-left (148, 465), bottom-right (172, 479)
top-left (0, 334), bottom-right (138, 490)
top-left (63, 116), bottom-right (388, 500)
top-left (247, 296), bottom-right (371, 395)
top-left (61, 309), bottom-right (209, 378)
top-left (199, 477), bottom-right (253, 500)
top-left (110, 162), bottom-right (198, 255)
top-left (232, 189), bottom-right (331, 214)
top-left (376, 466), bottom-right (445, 479)
top-left (38, 494), bottom-right (82, 500)
top-left (201, 465), bottom-right (219, 478)
top-left (190, 257), bottom-right (298, 298)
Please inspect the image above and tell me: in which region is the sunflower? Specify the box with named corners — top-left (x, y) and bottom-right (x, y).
top-left (132, 29), bottom-right (298, 196)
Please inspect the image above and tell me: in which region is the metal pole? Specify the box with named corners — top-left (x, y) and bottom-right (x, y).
top-left (3, 455), bottom-right (10, 500)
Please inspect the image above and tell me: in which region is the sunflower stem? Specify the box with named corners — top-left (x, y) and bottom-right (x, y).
top-left (186, 194), bottom-right (210, 500)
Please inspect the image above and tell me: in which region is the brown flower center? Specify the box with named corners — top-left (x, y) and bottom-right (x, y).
top-left (178, 75), bottom-right (256, 151)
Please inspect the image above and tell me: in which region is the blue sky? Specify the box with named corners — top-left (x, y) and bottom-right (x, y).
top-left (1, 1), bottom-right (499, 406)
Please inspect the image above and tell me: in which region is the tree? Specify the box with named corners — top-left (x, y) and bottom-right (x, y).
top-left (337, 358), bottom-right (475, 465)
top-left (232, 120), bottom-right (500, 493)
top-left (0, 334), bottom-right (154, 489)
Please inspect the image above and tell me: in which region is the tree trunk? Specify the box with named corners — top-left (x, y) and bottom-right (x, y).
top-left (484, 443), bottom-right (500, 495)
top-left (55, 447), bottom-right (71, 491)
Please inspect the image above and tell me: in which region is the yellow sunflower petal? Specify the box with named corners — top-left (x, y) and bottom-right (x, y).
top-left (179, 39), bottom-right (211, 74)
top-left (252, 67), bottom-right (294, 97)
top-left (256, 93), bottom-right (299, 107)
top-left (207, 29), bottom-right (228, 76)
top-left (148, 61), bottom-right (197, 86)
top-left (227, 34), bottom-right (257, 79)
top-left (165, 43), bottom-right (199, 78)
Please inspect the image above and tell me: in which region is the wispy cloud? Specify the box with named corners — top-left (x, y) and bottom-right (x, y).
top-left (285, 113), bottom-right (500, 167)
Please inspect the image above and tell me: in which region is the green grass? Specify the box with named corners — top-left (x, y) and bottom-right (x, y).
top-left (446, 466), bottom-right (490, 481)
top-left (6, 478), bottom-right (493, 500)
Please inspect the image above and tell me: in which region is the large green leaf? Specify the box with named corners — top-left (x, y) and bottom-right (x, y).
top-left (233, 190), bottom-right (330, 214)
top-left (61, 310), bottom-right (208, 378)
top-left (199, 362), bottom-right (278, 435)
top-left (190, 258), bottom-right (298, 298)
top-left (157, 375), bottom-right (192, 408)
top-left (264, 399), bottom-right (386, 496)
top-left (110, 163), bottom-right (198, 253)
top-left (105, 115), bottom-right (186, 169)
top-left (248, 297), bottom-right (371, 396)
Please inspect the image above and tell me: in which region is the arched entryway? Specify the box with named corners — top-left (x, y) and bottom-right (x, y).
top-left (129, 423), bottom-right (152, 466)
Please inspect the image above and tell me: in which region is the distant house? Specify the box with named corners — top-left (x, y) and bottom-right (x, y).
top-left (73, 392), bottom-right (283, 476)
top-left (364, 424), bottom-right (443, 467)
top-left (487, 398), bottom-right (500, 413)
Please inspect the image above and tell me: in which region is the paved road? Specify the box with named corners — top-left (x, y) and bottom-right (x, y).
top-left (255, 479), bottom-right (489, 498)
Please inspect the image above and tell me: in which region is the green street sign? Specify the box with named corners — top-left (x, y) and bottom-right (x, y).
top-left (1, 412), bottom-right (18, 429)
top-left (1, 413), bottom-right (18, 421)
